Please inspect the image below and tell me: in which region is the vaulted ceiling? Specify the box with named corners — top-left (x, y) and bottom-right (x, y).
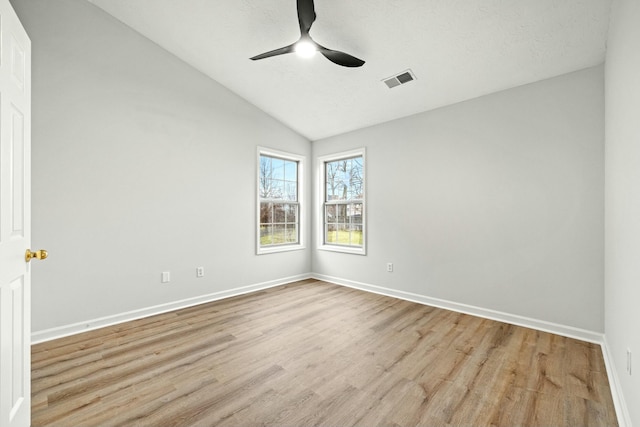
top-left (87, 0), bottom-right (611, 140)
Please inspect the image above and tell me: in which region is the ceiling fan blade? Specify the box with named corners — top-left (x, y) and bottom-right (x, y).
top-left (297, 0), bottom-right (317, 35)
top-left (250, 43), bottom-right (296, 61)
top-left (318, 47), bottom-right (365, 67)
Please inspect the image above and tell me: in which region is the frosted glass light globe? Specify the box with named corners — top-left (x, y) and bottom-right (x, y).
top-left (295, 40), bottom-right (317, 58)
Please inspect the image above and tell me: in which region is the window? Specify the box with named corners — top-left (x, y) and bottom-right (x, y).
top-left (257, 148), bottom-right (305, 254)
top-left (318, 148), bottom-right (366, 255)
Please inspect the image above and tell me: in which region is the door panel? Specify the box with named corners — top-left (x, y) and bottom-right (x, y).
top-left (11, 106), bottom-right (25, 237)
top-left (0, 0), bottom-right (31, 426)
top-left (9, 277), bottom-right (25, 420)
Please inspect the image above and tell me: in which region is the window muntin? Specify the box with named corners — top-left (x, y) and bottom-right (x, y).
top-left (320, 150), bottom-right (365, 254)
top-left (257, 149), bottom-right (304, 254)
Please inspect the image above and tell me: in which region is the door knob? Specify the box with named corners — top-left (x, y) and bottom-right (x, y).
top-left (25, 249), bottom-right (48, 263)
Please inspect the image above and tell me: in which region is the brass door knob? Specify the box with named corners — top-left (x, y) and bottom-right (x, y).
top-left (25, 249), bottom-right (48, 263)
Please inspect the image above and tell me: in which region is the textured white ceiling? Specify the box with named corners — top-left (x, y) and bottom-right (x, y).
top-left (87, 0), bottom-right (611, 141)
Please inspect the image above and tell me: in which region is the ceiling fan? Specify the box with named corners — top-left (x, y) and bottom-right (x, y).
top-left (250, 0), bottom-right (365, 68)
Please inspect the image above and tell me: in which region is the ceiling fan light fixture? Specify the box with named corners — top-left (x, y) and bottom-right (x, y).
top-left (250, 0), bottom-right (364, 67)
top-left (295, 40), bottom-right (317, 58)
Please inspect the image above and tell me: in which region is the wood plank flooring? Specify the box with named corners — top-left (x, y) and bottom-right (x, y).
top-left (31, 279), bottom-right (618, 426)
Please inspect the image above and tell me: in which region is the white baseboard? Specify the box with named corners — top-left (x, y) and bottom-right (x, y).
top-left (601, 337), bottom-right (632, 427)
top-left (312, 273), bottom-right (605, 344)
top-left (32, 272), bottom-right (603, 345)
top-left (31, 273), bottom-right (313, 345)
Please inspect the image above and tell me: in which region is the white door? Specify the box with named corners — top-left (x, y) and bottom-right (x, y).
top-left (0, 0), bottom-right (32, 426)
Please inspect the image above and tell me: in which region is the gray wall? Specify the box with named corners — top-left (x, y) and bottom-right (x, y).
top-left (605, 0), bottom-right (640, 423)
top-left (12, 0), bottom-right (311, 333)
top-left (313, 66), bottom-right (604, 332)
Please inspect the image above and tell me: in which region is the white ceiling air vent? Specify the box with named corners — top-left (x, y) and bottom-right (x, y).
top-left (383, 69), bottom-right (416, 89)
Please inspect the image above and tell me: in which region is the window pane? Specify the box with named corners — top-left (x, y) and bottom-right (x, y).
top-left (273, 204), bottom-right (285, 223)
top-left (285, 204), bottom-right (298, 223)
top-left (326, 224), bottom-right (338, 244)
top-left (260, 225), bottom-right (272, 245)
top-left (325, 205), bottom-right (336, 223)
top-left (260, 155), bottom-right (297, 202)
top-left (284, 160), bottom-right (297, 182)
top-left (259, 156), bottom-right (271, 198)
top-left (271, 224), bottom-right (286, 244)
top-left (269, 179), bottom-right (284, 199)
top-left (325, 156), bottom-right (363, 202)
top-left (336, 223), bottom-right (350, 244)
top-left (336, 204), bottom-right (347, 223)
top-left (285, 181), bottom-right (297, 201)
top-left (285, 224), bottom-right (298, 243)
top-left (272, 157), bottom-right (285, 181)
top-left (350, 225), bottom-right (363, 245)
top-left (260, 203), bottom-right (272, 225)
top-left (326, 161), bottom-right (341, 201)
top-left (350, 203), bottom-right (363, 224)
top-left (326, 180), bottom-right (334, 201)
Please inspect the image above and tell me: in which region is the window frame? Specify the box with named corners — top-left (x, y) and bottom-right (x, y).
top-left (256, 147), bottom-right (306, 255)
top-left (317, 148), bottom-right (366, 255)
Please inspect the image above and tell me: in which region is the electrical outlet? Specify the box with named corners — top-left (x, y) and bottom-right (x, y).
top-left (161, 272), bottom-right (170, 283)
top-left (196, 267), bottom-right (205, 278)
top-left (387, 263), bottom-right (393, 272)
top-left (627, 349), bottom-right (632, 375)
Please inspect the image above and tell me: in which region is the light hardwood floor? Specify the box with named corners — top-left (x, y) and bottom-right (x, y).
top-left (32, 279), bottom-right (618, 426)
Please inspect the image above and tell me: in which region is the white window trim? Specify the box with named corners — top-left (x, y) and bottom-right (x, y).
top-left (317, 148), bottom-right (366, 255)
top-left (256, 147), bottom-right (306, 255)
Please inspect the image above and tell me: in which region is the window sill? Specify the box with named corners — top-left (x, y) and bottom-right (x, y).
top-left (257, 244), bottom-right (306, 255)
top-left (318, 244), bottom-right (366, 256)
